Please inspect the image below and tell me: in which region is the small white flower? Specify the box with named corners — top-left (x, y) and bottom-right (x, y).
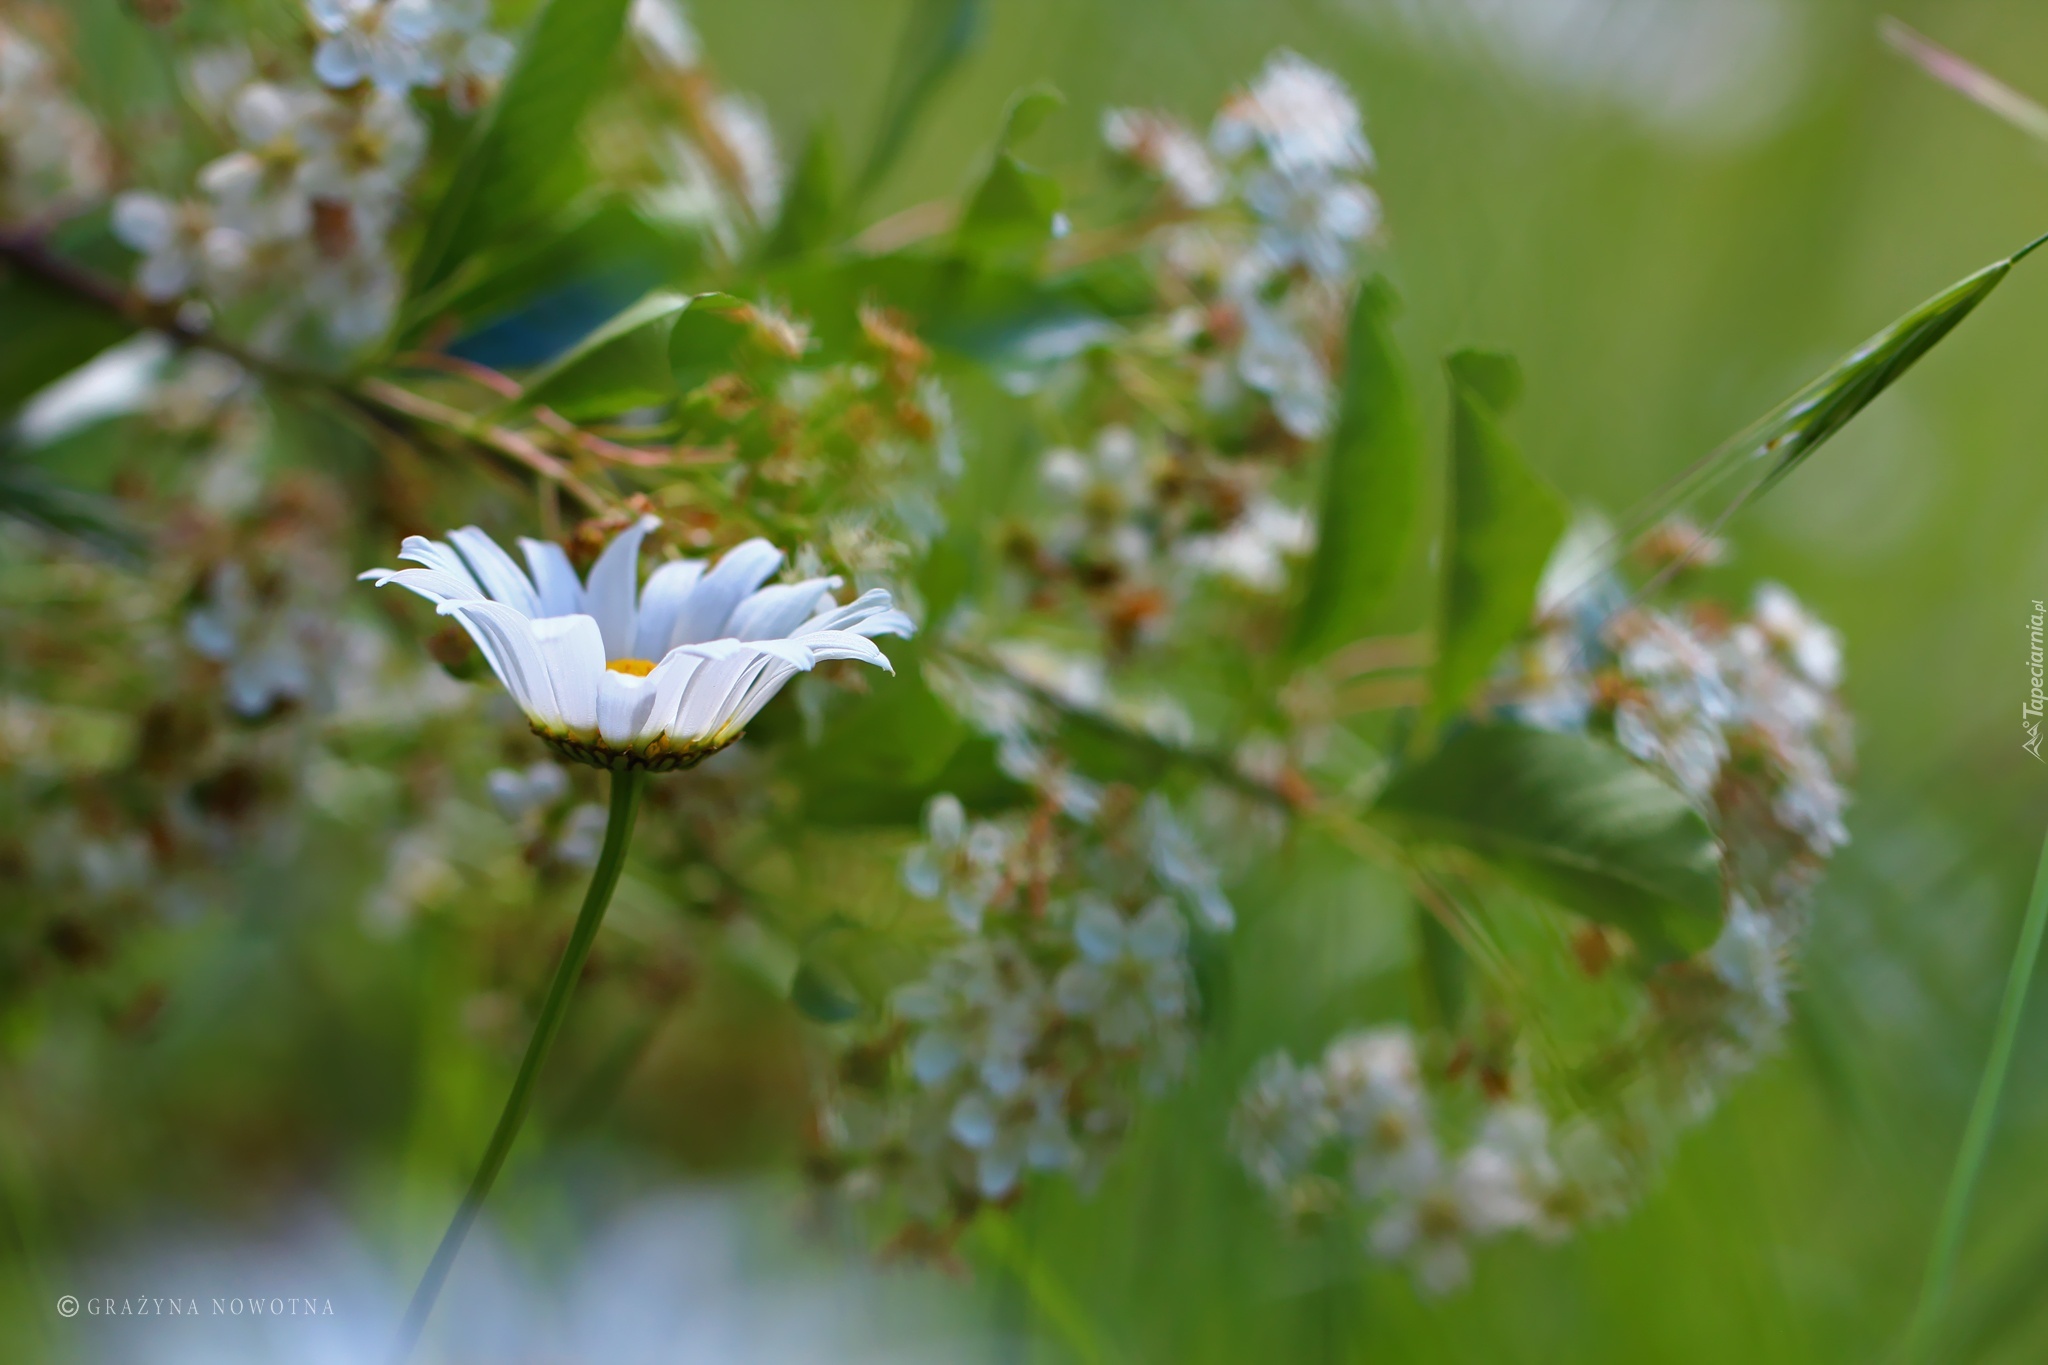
top-left (1750, 582), bottom-right (1842, 690)
top-left (1608, 609), bottom-right (1735, 801)
top-left (0, 20), bottom-right (110, 216)
top-left (308, 0), bottom-right (444, 94)
top-left (1143, 794), bottom-right (1235, 931)
top-left (708, 92), bottom-right (784, 223)
top-left (430, 0), bottom-right (515, 114)
top-left (1102, 108), bottom-right (1224, 209)
top-left (303, 245), bottom-right (403, 344)
top-left (185, 561), bottom-right (334, 719)
top-left (196, 82), bottom-right (335, 243)
top-left (1320, 1027), bottom-right (1436, 1198)
top-left (1176, 497), bottom-right (1314, 594)
top-left (1212, 51), bottom-right (1373, 181)
top-left (1235, 299), bottom-right (1332, 439)
top-left (362, 518), bottom-right (914, 769)
top-left (1243, 170), bottom-right (1380, 281)
top-left (1053, 896), bottom-right (1191, 1049)
top-left (1366, 1140), bottom-right (1530, 1295)
top-left (112, 192), bottom-right (251, 301)
top-left (301, 88), bottom-right (428, 208)
top-left (947, 1074), bottom-right (1078, 1198)
top-left (485, 761), bottom-right (568, 822)
top-left (1709, 895), bottom-right (1790, 1045)
top-left (895, 939), bottom-right (1049, 1100)
top-left (1231, 1053), bottom-right (1334, 1193)
top-left (552, 801), bottom-right (609, 867)
top-left (629, 0), bottom-right (701, 73)
top-left (901, 793), bottom-right (1012, 931)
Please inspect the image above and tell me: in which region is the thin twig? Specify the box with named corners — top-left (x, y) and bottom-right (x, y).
top-left (356, 379), bottom-right (611, 513)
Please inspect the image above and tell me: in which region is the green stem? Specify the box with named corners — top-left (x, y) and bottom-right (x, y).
top-left (390, 768), bottom-right (645, 1363)
top-left (1900, 824), bottom-right (2048, 1364)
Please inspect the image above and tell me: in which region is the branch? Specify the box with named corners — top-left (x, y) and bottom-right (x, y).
top-left (0, 229), bottom-right (614, 514)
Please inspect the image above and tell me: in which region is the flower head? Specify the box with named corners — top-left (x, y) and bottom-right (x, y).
top-left (309, 0), bottom-right (444, 94)
top-left (362, 517), bottom-right (912, 769)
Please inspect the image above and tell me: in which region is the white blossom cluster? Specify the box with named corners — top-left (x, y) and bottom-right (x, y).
top-left (1104, 51), bottom-right (1381, 440)
top-left (1234, 528), bottom-right (1853, 1293)
top-left (1506, 539), bottom-right (1852, 909)
top-left (1231, 1028), bottom-right (1632, 1294)
top-left (112, 0), bottom-right (512, 346)
top-left (818, 777), bottom-right (1232, 1228)
top-left (1028, 424), bottom-right (1315, 619)
top-left (0, 18), bottom-right (110, 220)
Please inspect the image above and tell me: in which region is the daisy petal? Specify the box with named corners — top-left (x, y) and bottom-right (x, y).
top-left (531, 614), bottom-right (604, 734)
top-left (794, 628), bottom-right (893, 671)
top-left (636, 647), bottom-right (708, 743)
top-left (396, 536), bottom-right (484, 596)
top-left (436, 599), bottom-right (560, 727)
top-left (448, 526), bottom-right (541, 617)
top-left (668, 538), bottom-right (783, 645)
top-left (727, 577), bottom-right (842, 641)
top-left (596, 668), bottom-right (659, 745)
top-left (633, 558), bottom-right (707, 659)
top-left (355, 566), bottom-right (480, 606)
top-left (797, 587), bottom-right (916, 639)
top-left (517, 537), bottom-right (584, 617)
top-left (582, 514), bottom-right (659, 661)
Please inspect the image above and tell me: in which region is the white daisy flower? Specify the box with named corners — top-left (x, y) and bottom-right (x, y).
top-left (361, 517), bottom-right (914, 770)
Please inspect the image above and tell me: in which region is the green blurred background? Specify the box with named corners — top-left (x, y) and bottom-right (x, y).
top-left (16, 0), bottom-right (2048, 1360)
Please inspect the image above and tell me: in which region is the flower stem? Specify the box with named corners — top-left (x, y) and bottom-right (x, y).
top-left (390, 767), bottom-right (646, 1363)
top-left (1899, 823), bottom-right (2048, 1364)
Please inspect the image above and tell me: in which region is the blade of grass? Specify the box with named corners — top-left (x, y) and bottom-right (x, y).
top-left (1882, 18), bottom-right (2048, 144)
top-left (976, 1212), bottom-right (1122, 1365)
top-left (1899, 824), bottom-right (2048, 1364)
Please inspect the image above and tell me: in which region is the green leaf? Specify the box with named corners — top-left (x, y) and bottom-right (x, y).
top-left (1291, 278), bottom-right (1421, 662)
top-left (403, 198), bottom-right (690, 341)
top-left (517, 290), bottom-right (691, 419)
top-left (1429, 350), bottom-right (1566, 724)
top-left (0, 455), bottom-right (141, 561)
top-left (407, 0), bottom-right (633, 299)
top-left (666, 292), bottom-right (755, 394)
top-left (956, 89), bottom-right (1065, 261)
top-left (762, 122), bottom-right (841, 262)
top-left (1374, 723), bottom-right (1725, 956)
top-left (853, 0), bottom-right (987, 203)
top-left (995, 85), bottom-right (1064, 148)
top-left (0, 275), bottom-right (133, 419)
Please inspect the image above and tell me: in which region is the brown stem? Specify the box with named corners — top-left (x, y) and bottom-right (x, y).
top-left (356, 379), bottom-right (610, 513)
top-left (0, 228), bottom-right (613, 514)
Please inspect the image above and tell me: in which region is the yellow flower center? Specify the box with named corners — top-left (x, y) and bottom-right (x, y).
top-left (606, 657), bottom-right (657, 676)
